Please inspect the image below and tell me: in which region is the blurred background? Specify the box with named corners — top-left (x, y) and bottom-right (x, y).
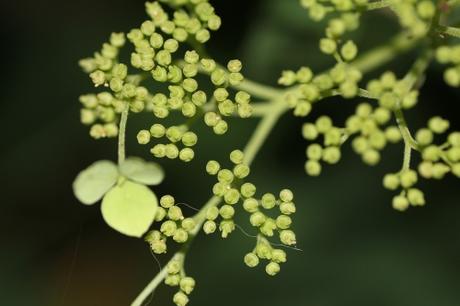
top-left (1, 0), bottom-right (460, 305)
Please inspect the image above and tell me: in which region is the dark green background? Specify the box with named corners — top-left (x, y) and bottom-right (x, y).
top-left (1, 0), bottom-right (459, 305)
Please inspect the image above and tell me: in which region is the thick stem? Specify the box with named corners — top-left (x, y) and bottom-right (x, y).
top-left (118, 104), bottom-right (129, 165)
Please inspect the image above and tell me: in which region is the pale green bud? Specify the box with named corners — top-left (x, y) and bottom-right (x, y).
top-left (272, 249), bottom-right (287, 263)
top-left (250, 212), bottom-right (266, 227)
top-left (180, 277), bottom-right (195, 295)
top-left (243, 198), bottom-right (259, 213)
top-left (224, 189), bottom-right (240, 205)
top-left (213, 120), bottom-right (228, 135)
top-left (220, 205), bottom-right (235, 219)
top-left (244, 253), bottom-right (259, 268)
top-left (173, 291), bottom-right (189, 306)
top-left (392, 195), bottom-right (409, 211)
top-left (203, 220), bottom-right (217, 234)
top-left (400, 170), bottom-right (418, 188)
top-left (261, 193), bottom-right (277, 209)
top-left (280, 230), bottom-right (296, 246)
top-left (341, 40), bottom-right (358, 61)
top-left (219, 220), bottom-right (235, 238)
top-left (276, 215), bottom-right (292, 229)
top-left (319, 38), bottom-right (337, 54)
top-left (161, 220), bottom-right (177, 237)
top-left (280, 202), bottom-right (296, 215)
top-left (179, 148), bottom-right (194, 162)
top-left (305, 160), bottom-right (322, 176)
top-left (168, 206), bottom-right (184, 221)
top-left (233, 164), bottom-right (250, 179)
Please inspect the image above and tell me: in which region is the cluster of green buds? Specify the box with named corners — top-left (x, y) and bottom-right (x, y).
top-left (278, 62), bottom-right (362, 117)
top-left (145, 195), bottom-right (197, 254)
top-left (204, 150), bottom-right (297, 275)
top-left (244, 236), bottom-right (288, 276)
top-left (383, 169), bottom-right (425, 211)
top-left (302, 103), bottom-right (402, 176)
top-left (299, 0), bottom-right (365, 23)
top-left (164, 257), bottom-right (196, 306)
top-left (436, 45), bottom-right (460, 87)
top-left (137, 124), bottom-right (198, 162)
top-left (366, 71), bottom-right (419, 110)
top-left (391, 0), bottom-right (437, 38)
top-left (416, 117), bottom-right (460, 179)
top-left (78, 93), bottom-right (123, 139)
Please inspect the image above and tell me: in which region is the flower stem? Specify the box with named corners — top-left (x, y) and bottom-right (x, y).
top-left (118, 103), bottom-right (129, 165)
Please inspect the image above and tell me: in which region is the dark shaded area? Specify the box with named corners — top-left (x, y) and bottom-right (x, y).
top-left (0, 0), bottom-right (459, 306)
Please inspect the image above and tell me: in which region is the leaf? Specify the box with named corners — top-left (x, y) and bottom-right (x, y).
top-left (73, 160), bottom-right (118, 205)
top-left (119, 157), bottom-right (165, 186)
top-left (101, 181), bottom-right (158, 237)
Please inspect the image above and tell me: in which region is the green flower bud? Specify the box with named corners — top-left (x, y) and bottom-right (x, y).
top-left (181, 218), bottom-right (196, 232)
top-left (151, 144), bottom-right (167, 158)
top-left (192, 90), bottom-right (207, 106)
top-left (180, 277), bottom-right (195, 295)
top-left (165, 274), bottom-right (181, 287)
top-left (341, 40), bottom-right (358, 61)
top-left (137, 130), bottom-right (151, 145)
top-left (280, 230), bottom-right (297, 246)
top-left (241, 183), bottom-right (256, 198)
top-left (110, 32), bottom-right (126, 48)
top-left (173, 28), bottom-right (188, 42)
top-left (152, 66), bottom-right (168, 82)
top-left (448, 132), bottom-right (460, 147)
top-left (160, 195), bottom-right (175, 208)
top-left (385, 126), bottom-right (402, 143)
top-left (294, 102), bottom-right (312, 117)
top-left (150, 33), bottom-right (164, 49)
top-left (392, 195), bottom-right (409, 211)
top-left (302, 123), bottom-right (319, 140)
top-left (306, 144), bottom-right (323, 161)
top-left (261, 193), bottom-right (277, 209)
top-left (244, 253), bottom-right (259, 268)
top-left (400, 170), bottom-right (418, 188)
top-left (213, 120), bottom-right (228, 135)
top-left (90, 70), bottom-right (106, 87)
top-left (200, 58), bottom-right (216, 72)
top-left (280, 202), bottom-right (296, 215)
top-left (179, 148), bottom-right (194, 162)
top-left (219, 220), bottom-right (235, 238)
top-left (206, 206), bottom-right (219, 220)
top-left (265, 262), bottom-right (281, 276)
top-left (415, 128), bottom-right (433, 146)
top-left (322, 146), bottom-right (341, 164)
top-left (173, 291), bottom-right (189, 306)
top-left (220, 205), bottom-right (235, 219)
top-left (233, 164), bottom-right (250, 179)
top-left (166, 144), bottom-right (180, 159)
top-left (214, 88), bottom-right (229, 102)
top-left (279, 189), bottom-right (294, 202)
top-left (184, 50), bottom-right (199, 64)
top-left (224, 188), bottom-right (240, 205)
top-left (428, 116), bottom-right (450, 134)
top-left (161, 220), bottom-right (177, 237)
top-left (204, 112), bottom-right (219, 127)
top-left (271, 249), bottom-right (287, 263)
top-left (182, 78), bottom-right (198, 93)
top-left (327, 19), bottom-right (346, 37)
top-left (212, 182), bottom-right (228, 196)
top-left (444, 68), bottom-right (460, 87)
top-left (276, 215), bottom-right (292, 229)
top-left (203, 220), bottom-right (217, 234)
top-left (407, 188), bottom-right (425, 206)
top-left (127, 29), bottom-right (143, 42)
top-left (168, 260), bottom-right (182, 274)
top-left (211, 68), bottom-right (227, 86)
top-left (218, 100), bottom-right (235, 116)
top-left (255, 242), bottom-right (272, 259)
top-left (418, 161), bottom-right (433, 178)
top-left (316, 116), bottom-right (333, 133)
top-left (324, 128), bottom-right (342, 146)
top-left (383, 174), bottom-right (400, 190)
top-left (319, 38), bottom-right (337, 54)
top-left (206, 160), bottom-right (220, 175)
top-left (451, 163), bottom-right (460, 177)
top-left (305, 160), bottom-right (322, 176)
top-left (235, 91), bottom-right (251, 104)
top-left (260, 218), bottom-right (277, 236)
top-left (208, 14), bottom-right (222, 30)
top-left (432, 163), bottom-right (450, 179)
top-left (156, 50), bottom-right (172, 66)
top-left (243, 198), bottom-right (259, 213)
top-left (150, 239), bottom-right (167, 254)
top-left (362, 149), bottom-right (380, 165)
top-left (278, 70), bottom-right (296, 86)
top-left (227, 59), bottom-right (242, 73)
top-left (173, 228), bottom-right (189, 243)
top-left (182, 131), bottom-right (198, 147)
top-left (218, 169), bottom-right (234, 184)
top-left (250, 212), bottom-right (266, 227)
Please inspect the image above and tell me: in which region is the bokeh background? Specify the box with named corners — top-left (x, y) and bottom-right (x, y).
top-left (1, 0), bottom-right (460, 305)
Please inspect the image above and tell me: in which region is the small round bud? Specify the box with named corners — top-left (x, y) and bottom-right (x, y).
top-left (265, 262), bottom-right (281, 276)
top-left (219, 205), bottom-right (235, 219)
top-left (213, 120), bottom-right (228, 135)
top-left (181, 218), bottom-right (196, 232)
top-left (407, 188), bottom-right (425, 206)
top-left (219, 220), bottom-right (235, 238)
top-left (150, 124), bottom-right (166, 138)
top-left (250, 212), bottom-right (266, 227)
top-left (182, 132), bottom-right (198, 147)
top-left (280, 202), bottom-right (296, 215)
top-left (392, 195), bottom-right (409, 211)
top-left (305, 160), bottom-right (322, 176)
top-left (173, 291), bottom-right (189, 306)
top-left (203, 220), bottom-right (217, 234)
top-left (243, 198), bottom-right (259, 213)
top-left (244, 253), bottom-right (259, 267)
top-left (165, 274), bottom-right (181, 286)
top-left (224, 188), bottom-right (240, 205)
top-left (179, 277), bottom-right (195, 295)
top-left (160, 195), bottom-right (175, 208)
top-left (271, 249), bottom-right (287, 263)
top-left (227, 59), bottom-right (242, 73)
top-left (230, 150), bottom-right (244, 164)
top-left (218, 169), bottom-right (234, 184)
top-left (165, 144), bottom-right (180, 159)
top-left (279, 189), bottom-right (294, 202)
top-left (206, 160), bottom-right (220, 175)
top-left (206, 206), bottom-right (219, 220)
top-left (341, 40), bottom-right (358, 61)
top-left (241, 183), bottom-right (256, 198)
top-left (319, 38), bottom-right (337, 54)
top-left (168, 260), bottom-right (182, 274)
top-left (428, 116), bottom-right (450, 134)
top-left (400, 170), bottom-right (418, 188)
top-left (233, 164), bottom-right (250, 179)
top-left (276, 215), bottom-right (292, 229)
top-left (161, 220), bottom-right (177, 237)
top-left (302, 123), bottom-right (318, 140)
top-left (168, 206), bottom-right (184, 221)
top-left (383, 174), bottom-right (399, 190)
top-left (261, 193), bottom-right (277, 209)
top-left (280, 230), bottom-right (296, 246)
top-left (179, 148), bottom-right (195, 162)
top-left (137, 130), bottom-right (151, 145)
top-left (173, 228), bottom-right (189, 243)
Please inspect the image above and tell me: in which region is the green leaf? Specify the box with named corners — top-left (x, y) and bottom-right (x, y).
top-left (119, 157), bottom-right (165, 186)
top-left (101, 181), bottom-right (158, 237)
top-left (73, 160), bottom-right (118, 205)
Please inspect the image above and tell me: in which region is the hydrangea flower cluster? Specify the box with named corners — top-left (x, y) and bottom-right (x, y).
top-left (205, 150), bottom-right (297, 275)
top-left (78, 0), bottom-right (252, 161)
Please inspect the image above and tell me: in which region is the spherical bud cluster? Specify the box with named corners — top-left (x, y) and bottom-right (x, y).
top-left (244, 238), bottom-right (288, 276)
top-left (79, 93), bottom-right (130, 139)
top-left (436, 45), bottom-right (460, 87)
top-left (144, 124), bottom-right (197, 162)
top-left (279, 63), bottom-right (361, 117)
top-left (367, 71), bottom-right (419, 110)
top-left (302, 116), bottom-right (344, 176)
top-left (392, 0), bottom-right (435, 38)
top-left (163, 256), bottom-right (196, 306)
top-left (383, 170), bottom-right (425, 211)
top-left (153, 195), bottom-right (197, 246)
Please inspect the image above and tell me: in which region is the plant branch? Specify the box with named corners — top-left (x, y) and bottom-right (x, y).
top-left (118, 103), bottom-right (129, 165)
top-left (367, 0), bottom-right (393, 10)
top-left (438, 25), bottom-right (460, 38)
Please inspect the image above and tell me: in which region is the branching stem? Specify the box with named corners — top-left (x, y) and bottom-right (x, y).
top-left (118, 103), bottom-right (129, 165)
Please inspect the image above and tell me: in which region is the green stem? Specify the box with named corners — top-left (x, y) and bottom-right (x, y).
top-left (118, 103), bottom-right (129, 165)
top-left (366, 0), bottom-right (393, 10)
top-left (438, 25), bottom-right (460, 38)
